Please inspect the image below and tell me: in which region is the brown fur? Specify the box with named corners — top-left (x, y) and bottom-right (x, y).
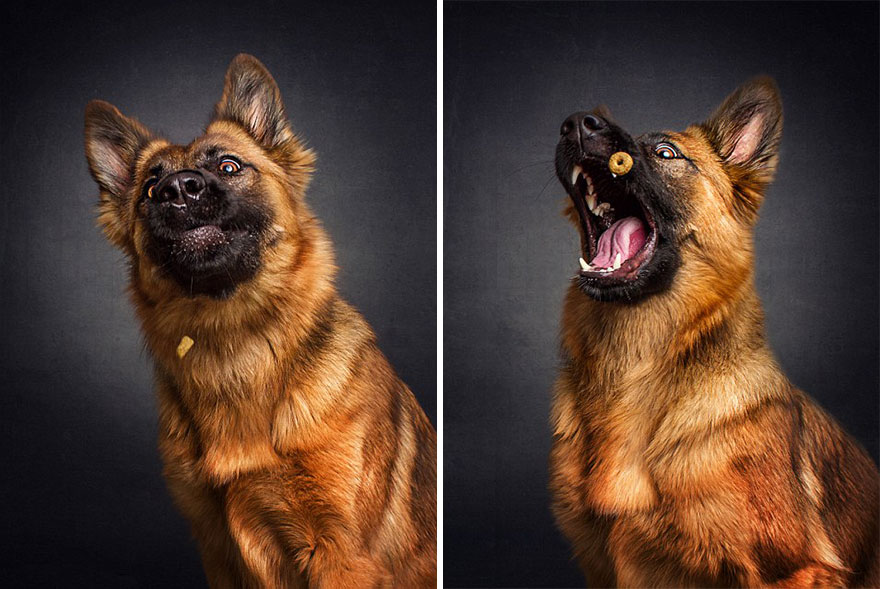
top-left (85, 54), bottom-right (435, 587)
top-left (550, 78), bottom-right (879, 588)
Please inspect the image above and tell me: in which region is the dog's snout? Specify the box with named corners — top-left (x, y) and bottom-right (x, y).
top-left (560, 112), bottom-right (608, 139)
top-left (155, 171), bottom-right (206, 207)
top-left (560, 119), bottom-right (575, 137)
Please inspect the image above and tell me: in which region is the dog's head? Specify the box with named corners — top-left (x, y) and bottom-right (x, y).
top-left (85, 54), bottom-right (315, 299)
top-left (555, 77), bottom-right (783, 303)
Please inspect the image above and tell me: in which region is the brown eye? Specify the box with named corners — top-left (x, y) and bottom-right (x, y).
top-left (219, 157), bottom-right (242, 174)
top-left (145, 179), bottom-right (158, 199)
top-left (654, 143), bottom-right (679, 159)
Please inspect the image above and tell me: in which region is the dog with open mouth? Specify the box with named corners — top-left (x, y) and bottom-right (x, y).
top-left (84, 54), bottom-right (436, 588)
top-left (556, 106), bottom-right (681, 303)
top-left (549, 78), bottom-right (878, 587)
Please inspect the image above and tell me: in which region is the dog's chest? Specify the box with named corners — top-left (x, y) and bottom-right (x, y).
top-left (584, 399), bottom-right (660, 514)
top-left (555, 365), bottom-right (667, 515)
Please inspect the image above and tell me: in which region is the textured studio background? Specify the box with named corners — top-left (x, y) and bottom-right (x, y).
top-left (0, 1), bottom-right (435, 585)
top-left (444, 2), bottom-right (878, 587)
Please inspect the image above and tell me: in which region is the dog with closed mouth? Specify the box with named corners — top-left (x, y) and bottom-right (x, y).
top-left (84, 54), bottom-right (436, 588)
top-left (550, 78), bottom-right (878, 587)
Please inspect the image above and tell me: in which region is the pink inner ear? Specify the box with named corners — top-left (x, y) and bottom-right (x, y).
top-left (244, 101), bottom-right (269, 141)
top-left (93, 142), bottom-right (129, 192)
top-left (729, 113), bottom-right (764, 164)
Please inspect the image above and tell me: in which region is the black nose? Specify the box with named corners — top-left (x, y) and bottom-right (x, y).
top-left (154, 171), bottom-right (206, 207)
top-left (560, 112), bottom-right (607, 137)
top-left (583, 114), bottom-right (604, 130)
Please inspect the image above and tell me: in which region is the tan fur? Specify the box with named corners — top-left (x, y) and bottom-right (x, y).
top-left (551, 79), bottom-right (878, 588)
top-left (85, 55), bottom-right (435, 587)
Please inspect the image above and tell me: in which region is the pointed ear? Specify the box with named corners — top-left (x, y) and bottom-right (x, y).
top-left (702, 76), bottom-right (783, 179)
top-left (85, 100), bottom-right (156, 250)
top-left (85, 100), bottom-right (155, 197)
top-left (700, 77), bottom-right (783, 220)
top-left (212, 54), bottom-right (294, 150)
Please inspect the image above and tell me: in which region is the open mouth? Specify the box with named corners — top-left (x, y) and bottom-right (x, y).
top-left (568, 160), bottom-right (657, 282)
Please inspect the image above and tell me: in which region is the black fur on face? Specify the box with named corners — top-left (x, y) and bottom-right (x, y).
top-left (555, 111), bottom-right (682, 303)
top-left (85, 54), bottom-right (301, 300)
top-left (140, 156), bottom-right (272, 299)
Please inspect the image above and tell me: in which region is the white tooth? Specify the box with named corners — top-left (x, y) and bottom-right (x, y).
top-left (594, 202), bottom-right (611, 216)
top-left (571, 165), bottom-right (582, 186)
top-left (611, 172), bottom-right (618, 179)
top-left (613, 253), bottom-right (622, 270)
top-left (585, 193), bottom-right (597, 211)
top-left (586, 175), bottom-right (594, 193)
top-left (579, 257), bottom-right (589, 271)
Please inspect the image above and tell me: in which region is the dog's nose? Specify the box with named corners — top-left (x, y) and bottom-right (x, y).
top-left (583, 114), bottom-right (605, 131)
top-left (560, 112), bottom-right (607, 138)
top-left (155, 171), bottom-right (206, 207)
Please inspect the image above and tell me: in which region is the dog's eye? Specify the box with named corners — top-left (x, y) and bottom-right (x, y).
top-left (144, 179), bottom-right (158, 199)
top-left (219, 157), bottom-right (242, 175)
top-left (654, 143), bottom-right (679, 159)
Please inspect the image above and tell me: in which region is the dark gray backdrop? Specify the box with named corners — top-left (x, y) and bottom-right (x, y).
top-left (444, 2), bottom-right (878, 587)
top-left (0, 1), bottom-right (435, 585)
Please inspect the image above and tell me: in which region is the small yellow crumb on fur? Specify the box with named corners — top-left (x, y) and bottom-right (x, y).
top-left (609, 151), bottom-right (633, 175)
top-left (177, 335), bottom-right (194, 359)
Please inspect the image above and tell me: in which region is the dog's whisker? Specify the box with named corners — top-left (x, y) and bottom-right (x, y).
top-left (535, 171), bottom-right (559, 200)
top-left (508, 159), bottom-right (554, 176)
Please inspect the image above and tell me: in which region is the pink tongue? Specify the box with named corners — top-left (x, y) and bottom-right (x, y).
top-left (589, 217), bottom-right (647, 268)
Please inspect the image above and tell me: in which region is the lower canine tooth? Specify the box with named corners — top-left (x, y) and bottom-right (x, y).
top-left (579, 257), bottom-right (589, 271)
top-left (613, 253), bottom-right (622, 270)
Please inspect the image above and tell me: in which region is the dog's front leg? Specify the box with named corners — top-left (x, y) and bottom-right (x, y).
top-left (196, 519), bottom-right (262, 589)
top-left (225, 503), bottom-right (307, 589)
top-left (763, 564), bottom-right (845, 588)
top-left (156, 388), bottom-right (263, 587)
top-left (163, 463), bottom-right (260, 587)
top-left (223, 483), bottom-right (388, 588)
top-left (299, 538), bottom-right (390, 589)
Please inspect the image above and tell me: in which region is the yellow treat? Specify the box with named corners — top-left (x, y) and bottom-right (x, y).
top-left (177, 335), bottom-right (195, 359)
top-left (609, 151), bottom-right (633, 175)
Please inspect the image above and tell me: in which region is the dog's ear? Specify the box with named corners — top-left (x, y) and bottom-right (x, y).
top-left (85, 100), bottom-right (156, 249)
top-left (85, 100), bottom-right (155, 198)
top-left (212, 54), bottom-right (294, 150)
top-left (701, 77), bottom-right (783, 220)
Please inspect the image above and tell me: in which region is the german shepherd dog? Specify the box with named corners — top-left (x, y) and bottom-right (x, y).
top-left (550, 78), bottom-right (878, 587)
top-left (84, 55), bottom-right (435, 588)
